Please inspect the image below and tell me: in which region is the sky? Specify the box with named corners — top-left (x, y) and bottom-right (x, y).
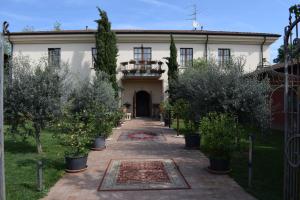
top-left (1, 0), bottom-right (299, 62)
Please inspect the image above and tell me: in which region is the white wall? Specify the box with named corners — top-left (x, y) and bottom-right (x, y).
top-left (13, 37), bottom-right (271, 94)
top-left (13, 43), bottom-right (95, 82)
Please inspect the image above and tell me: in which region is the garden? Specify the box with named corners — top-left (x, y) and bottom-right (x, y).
top-left (164, 56), bottom-right (283, 199)
top-left (3, 8), bottom-right (123, 199)
top-left (1, 6), bottom-right (284, 200)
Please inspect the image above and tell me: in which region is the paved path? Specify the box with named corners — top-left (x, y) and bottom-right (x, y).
top-left (43, 119), bottom-right (255, 200)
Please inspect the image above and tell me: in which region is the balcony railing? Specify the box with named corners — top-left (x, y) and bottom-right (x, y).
top-left (120, 60), bottom-right (165, 79)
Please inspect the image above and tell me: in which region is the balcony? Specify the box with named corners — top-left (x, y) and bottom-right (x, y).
top-left (120, 60), bottom-right (165, 79)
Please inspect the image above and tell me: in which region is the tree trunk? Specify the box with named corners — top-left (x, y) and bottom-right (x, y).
top-left (34, 124), bottom-right (43, 154)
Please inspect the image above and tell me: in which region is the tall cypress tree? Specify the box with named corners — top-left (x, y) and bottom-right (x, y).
top-left (166, 34), bottom-right (179, 102)
top-left (168, 34), bottom-right (178, 82)
top-left (95, 8), bottom-right (118, 95)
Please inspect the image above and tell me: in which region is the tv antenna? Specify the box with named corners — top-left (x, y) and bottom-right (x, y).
top-left (186, 4), bottom-right (202, 30)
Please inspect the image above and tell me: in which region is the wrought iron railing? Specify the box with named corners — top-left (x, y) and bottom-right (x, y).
top-left (120, 60), bottom-right (165, 77)
top-left (283, 4), bottom-right (300, 200)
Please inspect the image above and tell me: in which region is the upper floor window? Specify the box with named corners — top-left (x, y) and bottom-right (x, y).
top-left (218, 48), bottom-right (231, 66)
top-left (180, 48), bottom-right (193, 67)
top-left (92, 47), bottom-right (97, 66)
top-left (48, 48), bottom-right (61, 67)
top-left (134, 46), bottom-right (152, 62)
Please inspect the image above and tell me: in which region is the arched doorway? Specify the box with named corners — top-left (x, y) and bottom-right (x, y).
top-left (136, 91), bottom-right (151, 117)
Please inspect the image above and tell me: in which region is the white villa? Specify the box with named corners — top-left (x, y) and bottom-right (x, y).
top-left (8, 29), bottom-right (280, 118)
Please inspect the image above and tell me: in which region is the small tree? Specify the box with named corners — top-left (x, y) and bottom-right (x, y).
top-left (5, 55), bottom-right (68, 153)
top-left (273, 44), bottom-right (300, 63)
top-left (94, 8), bottom-right (118, 95)
top-left (53, 21), bottom-right (62, 31)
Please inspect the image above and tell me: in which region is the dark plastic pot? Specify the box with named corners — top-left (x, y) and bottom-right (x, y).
top-left (91, 136), bottom-right (106, 151)
top-left (65, 155), bottom-right (87, 173)
top-left (184, 134), bottom-right (200, 149)
top-left (164, 118), bottom-right (170, 127)
top-left (209, 157), bottom-right (230, 172)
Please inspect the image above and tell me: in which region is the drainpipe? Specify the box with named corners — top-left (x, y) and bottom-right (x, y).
top-left (205, 34), bottom-right (209, 62)
top-left (260, 36), bottom-right (267, 67)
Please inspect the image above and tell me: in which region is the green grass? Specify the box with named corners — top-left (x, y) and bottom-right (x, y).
top-left (172, 119), bottom-right (283, 200)
top-left (230, 131), bottom-right (283, 200)
top-left (4, 129), bottom-right (66, 200)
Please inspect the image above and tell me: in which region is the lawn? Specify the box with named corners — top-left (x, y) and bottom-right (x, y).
top-left (4, 128), bottom-right (66, 200)
top-left (230, 130), bottom-right (283, 200)
top-left (171, 120), bottom-right (284, 200)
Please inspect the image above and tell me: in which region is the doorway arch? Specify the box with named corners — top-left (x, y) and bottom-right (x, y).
top-left (136, 91), bottom-right (151, 117)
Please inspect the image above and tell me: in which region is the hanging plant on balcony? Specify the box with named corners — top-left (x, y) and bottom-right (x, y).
top-left (129, 68), bottom-right (137, 74)
top-left (149, 60), bottom-right (157, 65)
top-left (129, 60), bottom-right (136, 64)
top-left (150, 68), bottom-right (159, 74)
top-left (121, 69), bottom-right (129, 75)
top-left (139, 65), bottom-right (146, 73)
top-left (120, 62), bottom-right (128, 66)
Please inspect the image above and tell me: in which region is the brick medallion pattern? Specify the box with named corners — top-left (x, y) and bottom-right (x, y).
top-left (118, 130), bottom-right (166, 142)
top-left (98, 159), bottom-right (190, 191)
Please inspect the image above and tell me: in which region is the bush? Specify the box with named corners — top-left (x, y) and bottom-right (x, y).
top-left (89, 105), bottom-right (115, 138)
top-left (200, 112), bottom-right (243, 159)
top-left (173, 58), bottom-right (270, 128)
top-left (66, 71), bottom-right (118, 139)
top-left (55, 110), bottom-right (90, 157)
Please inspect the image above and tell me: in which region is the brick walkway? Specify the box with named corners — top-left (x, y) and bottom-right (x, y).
top-left (43, 119), bottom-right (255, 200)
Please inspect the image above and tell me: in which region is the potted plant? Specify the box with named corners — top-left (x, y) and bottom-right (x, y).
top-left (89, 106), bottom-right (114, 151)
top-left (160, 100), bottom-right (172, 127)
top-left (150, 68), bottom-right (159, 74)
top-left (56, 111), bottom-right (91, 173)
top-left (123, 102), bottom-right (131, 112)
top-left (129, 60), bottom-right (136, 64)
top-left (121, 69), bottom-right (129, 75)
top-left (139, 65), bottom-right (147, 74)
top-left (184, 126), bottom-right (201, 149)
top-left (129, 69), bottom-right (137, 74)
top-left (200, 112), bottom-right (243, 173)
top-left (113, 110), bottom-right (124, 127)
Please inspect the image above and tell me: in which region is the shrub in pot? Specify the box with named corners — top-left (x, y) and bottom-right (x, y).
top-left (89, 106), bottom-right (114, 151)
top-left (160, 100), bottom-right (172, 127)
top-left (56, 111), bottom-right (91, 173)
top-left (184, 122), bottom-right (200, 149)
top-left (200, 112), bottom-right (243, 173)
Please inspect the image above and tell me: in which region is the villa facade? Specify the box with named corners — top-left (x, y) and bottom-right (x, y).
top-left (8, 29), bottom-right (280, 118)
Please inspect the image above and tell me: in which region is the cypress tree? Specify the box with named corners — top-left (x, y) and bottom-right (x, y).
top-left (168, 34), bottom-right (178, 82)
top-left (94, 8), bottom-right (118, 95)
top-left (166, 34), bottom-right (179, 102)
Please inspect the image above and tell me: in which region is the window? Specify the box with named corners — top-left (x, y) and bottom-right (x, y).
top-left (134, 46), bottom-right (152, 62)
top-left (180, 48), bottom-right (193, 67)
top-left (92, 47), bottom-right (97, 66)
top-left (48, 48), bottom-right (61, 67)
top-left (218, 48), bottom-right (231, 66)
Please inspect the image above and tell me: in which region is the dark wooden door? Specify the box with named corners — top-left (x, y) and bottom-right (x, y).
top-left (136, 91), bottom-right (150, 117)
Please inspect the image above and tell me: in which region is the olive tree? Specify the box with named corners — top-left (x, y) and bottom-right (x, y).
top-left (172, 58), bottom-right (271, 128)
top-left (5, 55), bottom-right (69, 153)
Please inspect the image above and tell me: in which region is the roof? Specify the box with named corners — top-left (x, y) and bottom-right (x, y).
top-left (8, 29), bottom-right (281, 38)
